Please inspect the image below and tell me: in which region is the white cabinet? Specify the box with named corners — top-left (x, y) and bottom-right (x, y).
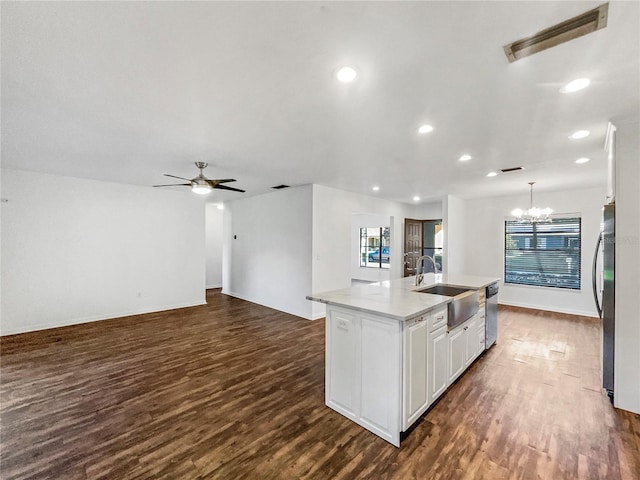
top-left (449, 313), bottom-right (484, 385)
top-left (402, 316), bottom-right (428, 430)
top-left (325, 307), bottom-right (402, 446)
top-left (428, 324), bottom-right (448, 403)
top-left (464, 315), bottom-right (478, 367)
top-left (326, 309), bottom-right (358, 416)
top-left (325, 303), bottom-right (485, 448)
top-left (429, 308), bottom-right (447, 331)
top-left (448, 324), bottom-right (466, 384)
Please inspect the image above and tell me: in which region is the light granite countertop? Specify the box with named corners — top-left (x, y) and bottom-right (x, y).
top-left (307, 274), bottom-right (499, 321)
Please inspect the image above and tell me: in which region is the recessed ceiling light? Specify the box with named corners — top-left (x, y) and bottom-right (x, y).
top-left (486, 172), bottom-right (498, 177)
top-left (372, 186), bottom-right (380, 191)
top-left (336, 66), bottom-right (357, 83)
top-left (413, 196), bottom-right (420, 202)
top-left (575, 157), bottom-right (590, 164)
top-left (418, 124), bottom-right (434, 134)
top-left (569, 130), bottom-right (590, 139)
top-left (459, 154), bottom-right (472, 161)
top-left (561, 78), bottom-right (590, 93)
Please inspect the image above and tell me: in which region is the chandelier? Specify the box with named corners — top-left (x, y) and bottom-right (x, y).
top-left (511, 182), bottom-right (552, 223)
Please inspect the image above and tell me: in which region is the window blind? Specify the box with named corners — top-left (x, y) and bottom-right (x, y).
top-left (504, 217), bottom-right (581, 290)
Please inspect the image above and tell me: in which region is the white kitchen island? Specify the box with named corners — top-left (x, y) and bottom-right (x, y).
top-left (307, 274), bottom-right (499, 447)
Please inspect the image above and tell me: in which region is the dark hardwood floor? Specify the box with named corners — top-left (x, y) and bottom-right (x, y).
top-left (1, 291), bottom-right (639, 479)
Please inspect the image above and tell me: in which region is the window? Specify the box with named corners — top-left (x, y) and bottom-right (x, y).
top-left (505, 217), bottom-right (581, 289)
top-left (422, 220), bottom-right (443, 272)
top-left (360, 227), bottom-right (390, 269)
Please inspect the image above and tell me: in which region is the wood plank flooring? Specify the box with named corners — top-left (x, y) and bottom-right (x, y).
top-left (1, 290), bottom-right (639, 479)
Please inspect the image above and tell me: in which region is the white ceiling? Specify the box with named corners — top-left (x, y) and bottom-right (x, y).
top-left (2, 1), bottom-right (639, 204)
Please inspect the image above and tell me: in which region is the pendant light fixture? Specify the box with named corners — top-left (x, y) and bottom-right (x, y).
top-left (511, 182), bottom-right (552, 223)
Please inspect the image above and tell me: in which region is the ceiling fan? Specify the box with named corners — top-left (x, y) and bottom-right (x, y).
top-left (153, 162), bottom-right (245, 195)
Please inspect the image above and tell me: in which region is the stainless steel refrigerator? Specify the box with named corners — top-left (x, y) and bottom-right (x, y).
top-left (592, 203), bottom-right (615, 403)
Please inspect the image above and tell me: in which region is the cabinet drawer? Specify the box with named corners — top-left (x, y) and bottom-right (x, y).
top-left (429, 308), bottom-right (447, 331)
top-left (407, 315), bottom-right (427, 327)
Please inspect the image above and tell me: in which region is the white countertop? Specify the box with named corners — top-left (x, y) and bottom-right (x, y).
top-left (307, 274), bottom-right (499, 321)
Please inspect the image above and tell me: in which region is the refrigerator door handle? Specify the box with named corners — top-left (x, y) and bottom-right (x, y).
top-left (592, 231), bottom-right (603, 318)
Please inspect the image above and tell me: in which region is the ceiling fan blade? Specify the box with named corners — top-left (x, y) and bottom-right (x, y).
top-left (164, 174), bottom-right (192, 181)
top-left (206, 178), bottom-right (236, 187)
top-left (153, 183), bottom-right (191, 187)
top-left (214, 184), bottom-right (245, 193)
top-left (212, 178), bottom-right (237, 184)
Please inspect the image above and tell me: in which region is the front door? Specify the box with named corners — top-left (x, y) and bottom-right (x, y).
top-left (404, 219), bottom-right (423, 277)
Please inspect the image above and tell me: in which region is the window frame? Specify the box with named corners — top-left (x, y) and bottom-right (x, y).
top-left (422, 219), bottom-right (443, 273)
top-left (359, 226), bottom-right (391, 269)
top-left (504, 216), bottom-right (582, 290)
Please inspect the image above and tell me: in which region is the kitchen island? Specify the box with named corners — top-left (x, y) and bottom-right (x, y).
top-left (307, 274), bottom-right (499, 446)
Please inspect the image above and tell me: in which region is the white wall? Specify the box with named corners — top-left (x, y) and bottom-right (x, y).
top-left (417, 201), bottom-right (443, 221)
top-left (613, 120), bottom-right (640, 414)
top-left (222, 185), bottom-right (314, 319)
top-left (205, 204), bottom-right (224, 288)
top-left (351, 213), bottom-right (391, 283)
top-left (0, 168), bottom-right (3, 329)
top-left (463, 185), bottom-right (606, 317)
top-left (311, 184), bottom-right (441, 319)
top-left (1, 169), bottom-right (206, 335)
top-left (442, 195), bottom-right (466, 275)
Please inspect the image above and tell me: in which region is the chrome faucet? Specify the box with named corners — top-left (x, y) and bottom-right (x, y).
top-left (415, 255), bottom-right (438, 286)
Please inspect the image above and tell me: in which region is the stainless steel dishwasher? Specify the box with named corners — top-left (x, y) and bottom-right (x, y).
top-left (485, 283), bottom-right (499, 348)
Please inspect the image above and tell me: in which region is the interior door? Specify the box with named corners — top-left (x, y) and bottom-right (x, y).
top-left (404, 219), bottom-right (423, 277)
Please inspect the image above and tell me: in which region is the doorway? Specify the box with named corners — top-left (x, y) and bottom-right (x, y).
top-left (404, 218), bottom-right (443, 277)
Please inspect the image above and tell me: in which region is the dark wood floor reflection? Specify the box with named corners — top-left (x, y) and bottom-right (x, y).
top-left (1, 291), bottom-right (639, 479)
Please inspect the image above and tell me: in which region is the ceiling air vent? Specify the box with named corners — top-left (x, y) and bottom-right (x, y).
top-left (500, 166), bottom-right (525, 173)
top-left (503, 3), bottom-right (608, 63)
top-left (271, 184), bottom-right (290, 190)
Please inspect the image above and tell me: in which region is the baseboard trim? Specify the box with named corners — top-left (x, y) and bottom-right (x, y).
top-left (0, 300), bottom-right (208, 336)
top-left (310, 311), bottom-right (326, 321)
top-left (221, 290), bottom-right (313, 320)
top-left (498, 300), bottom-right (599, 318)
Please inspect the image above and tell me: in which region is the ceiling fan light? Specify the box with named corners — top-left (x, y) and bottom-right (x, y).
top-left (192, 184), bottom-right (212, 195)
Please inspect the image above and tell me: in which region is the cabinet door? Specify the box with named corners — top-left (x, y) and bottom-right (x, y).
top-left (464, 316), bottom-right (478, 366)
top-left (403, 317), bottom-right (428, 430)
top-left (428, 325), bottom-right (448, 404)
top-left (448, 326), bottom-right (466, 384)
top-left (360, 314), bottom-right (401, 442)
top-left (326, 309), bottom-right (358, 415)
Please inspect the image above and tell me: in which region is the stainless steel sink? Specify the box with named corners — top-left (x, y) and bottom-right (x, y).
top-left (417, 285), bottom-right (479, 330)
top-left (419, 285), bottom-right (469, 297)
